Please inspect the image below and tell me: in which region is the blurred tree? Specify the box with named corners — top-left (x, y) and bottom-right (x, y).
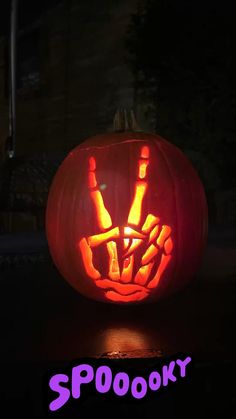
top-left (127, 0), bottom-right (236, 188)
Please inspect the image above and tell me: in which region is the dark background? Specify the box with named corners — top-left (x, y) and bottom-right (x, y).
top-left (0, 0), bottom-right (235, 417)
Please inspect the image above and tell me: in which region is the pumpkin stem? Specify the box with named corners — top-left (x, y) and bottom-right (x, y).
top-left (113, 109), bottom-right (142, 132)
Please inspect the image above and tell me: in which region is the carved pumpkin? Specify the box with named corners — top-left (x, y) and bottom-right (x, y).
top-left (46, 114), bottom-right (207, 304)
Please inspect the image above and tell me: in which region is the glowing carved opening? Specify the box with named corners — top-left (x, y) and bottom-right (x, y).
top-left (120, 255), bottom-right (134, 283)
top-left (141, 146), bottom-right (149, 159)
top-left (77, 145), bottom-right (173, 303)
top-left (128, 181), bottom-right (147, 226)
top-left (138, 161), bottom-right (148, 179)
top-left (164, 237), bottom-right (173, 255)
top-left (96, 279), bottom-right (147, 295)
top-left (123, 238), bottom-right (130, 249)
top-left (156, 225), bottom-right (171, 248)
top-left (126, 147), bottom-right (150, 227)
top-left (148, 254), bottom-right (171, 289)
top-left (124, 227), bottom-right (132, 235)
top-left (89, 157), bottom-right (96, 171)
top-left (88, 172), bottom-right (97, 188)
top-left (141, 244), bottom-right (158, 265)
top-left (124, 258), bottom-right (131, 269)
top-left (124, 238), bottom-right (142, 258)
top-left (123, 227), bottom-right (145, 239)
top-left (78, 238), bottom-right (101, 280)
top-left (149, 224), bottom-right (159, 243)
top-left (106, 241), bottom-right (120, 281)
top-left (134, 262), bottom-right (154, 286)
top-left (89, 156), bottom-right (112, 230)
top-left (142, 214), bottom-right (159, 233)
top-left (105, 290), bottom-right (149, 303)
top-left (88, 227), bottom-right (119, 247)
top-left (90, 190), bottom-right (112, 230)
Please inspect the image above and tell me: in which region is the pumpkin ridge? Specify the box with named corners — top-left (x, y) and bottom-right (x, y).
top-left (156, 141), bottom-right (179, 293)
top-left (78, 139), bottom-right (151, 151)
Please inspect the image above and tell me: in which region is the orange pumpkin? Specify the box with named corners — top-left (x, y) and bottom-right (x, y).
top-left (46, 122), bottom-right (207, 304)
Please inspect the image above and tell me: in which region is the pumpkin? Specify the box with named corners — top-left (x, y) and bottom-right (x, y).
top-left (46, 111), bottom-right (208, 304)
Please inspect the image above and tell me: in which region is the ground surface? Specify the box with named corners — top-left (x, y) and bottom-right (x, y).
top-left (0, 229), bottom-right (235, 417)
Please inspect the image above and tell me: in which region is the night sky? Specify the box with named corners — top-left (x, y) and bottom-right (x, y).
top-left (0, 0), bottom-right (60, 35)
top-left (0, 0), bottom-right (233, 34)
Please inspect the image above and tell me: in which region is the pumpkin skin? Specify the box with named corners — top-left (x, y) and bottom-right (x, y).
top-left (46, 131), bottom-right (208, 304)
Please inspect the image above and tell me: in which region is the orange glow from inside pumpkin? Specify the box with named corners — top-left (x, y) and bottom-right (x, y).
top-left (96, 279), bottom-right (148, 295)
top-left (78, 146), bottom-right (173, 303)
top-left (124, 238), bottom-right (142, 258)
top-left (123, 227), bottom-right (145, 239)
top-left (89, 156), bottom-right (112, 230)
top-left (90, 191), bottom-right (112, 230)
top-left (127, 181), bottom-right (147, 226)
top-left (156, 225), bottom-right (171, 248)
top-left (123, 238), bottom-right (129, 249)
top-left (106, 241), bottom-right (120, 280)
top-left (105, 289), bottom-right (149, 302)
top-left (141, 244), bottom-right (158, 265)
top-left (88, 227), bottom-right (120, 247)
top-left (149, 224), bottom-right (159, 243)
top-left (148, 254), bottom-right (172, 289)
top-left (88, 172), bottom-right (97, 188)
top-left (134, 262), bottom-right (154, 286)
top-left (120, 254), bottom-right (134, 283)
top-left (78, 238), bottom-right (101, 280)
top-left (142, 214), bottom-right (160, 233)
top-left (164, 237), bottom-right (173, 254)
top-left (138, 160), bottom-right (148, 179)
top-left (141, 146), bottom-right (149, 159)
top-left (89, 156), bottom-right (96, 171)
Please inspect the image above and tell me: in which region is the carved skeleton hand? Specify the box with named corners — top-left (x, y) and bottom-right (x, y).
top-left (78, 146), bottom-right (173, 302)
